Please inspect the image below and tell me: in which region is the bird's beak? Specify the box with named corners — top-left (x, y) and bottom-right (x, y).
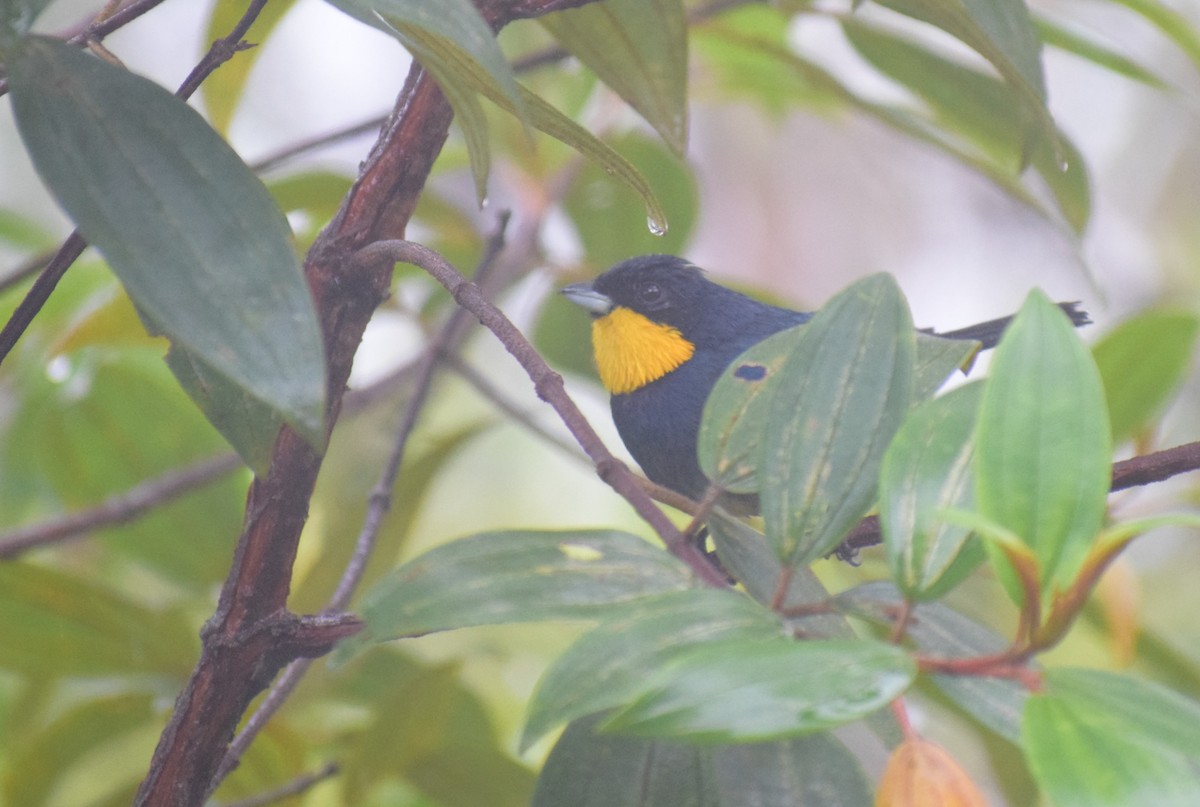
top-left (561, 281), bottom-right (614, 316)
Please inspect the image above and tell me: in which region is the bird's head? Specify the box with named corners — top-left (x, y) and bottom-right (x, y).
top-left (561, 255), bottom-right (709, 395)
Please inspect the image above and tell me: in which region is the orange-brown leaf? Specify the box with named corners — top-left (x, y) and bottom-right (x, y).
top-left (876, 738), bottom-right (989, 807)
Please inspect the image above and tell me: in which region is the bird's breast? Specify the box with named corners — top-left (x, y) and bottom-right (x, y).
top-left (591, 307), bottom-right (696, 395)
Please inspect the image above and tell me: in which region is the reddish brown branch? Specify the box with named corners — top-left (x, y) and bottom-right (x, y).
top-left (134, 3), bottom-right (606, 805)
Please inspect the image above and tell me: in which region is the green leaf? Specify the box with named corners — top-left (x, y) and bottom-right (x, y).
top-left (542, 0), bottom-right (688, 155)
top-left (875, 0), bottom-right (1058, 165)
top-left (357, 530), bottom-right (696, 641)
top-left (1045, 667), bottom-right (1200, 757)
top-left (561, 133), bottom-right (698, 266)
top-left (1106, 0), bottom-right (1200, 73)
top-left (1, 348), bottom-right (245, 585)
top-left (202, 0), bottom-right (299, 133)
top-left (605, 638), bottom-right (915, 742)
top-left (1092, 309), bottom-right (1200, 443)
top-left (324, 0), bottom-right (522, 113)
top-left (1035, 15), bottom-right (1168, 89)
top-left (534, 714), bottom-right (873, 807)
top-left (880, 382), bottom-right (985, 599)
top-left (0, 0), bottom-right (51, 39)
top-left (4, 692), bottom-right (155, 807)
top-left (1023, 672), bottom-right (1200, 807)
top-left (6, 38), bottom-right (327, 465)
top-left (323, 0), bottom-right (525, 199)
top-left (695, 14), bottom-right (1069, 224)
top-left (0, 563), bottom-right (193, 677)
top-left (522, 588), bottom-right (786, 750)
top-left (842, 17), bottom-right (1089, 232)
top-left (913, 333), bottom-right (980, 399)
top-left (836, 582), bottom-right (1027, 743)
top-left (974, 289), bottom-right (1112, 594)
top-left (0, 207), bottom-right (54, 252)
top-left (532, 714), bottom-right (717, 807)
top-left (760, 274), bottom-right (915, 566)
top-left (699, 322), bottom-right (807, 494)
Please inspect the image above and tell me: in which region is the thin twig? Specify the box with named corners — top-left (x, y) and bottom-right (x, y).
top-left (0, 453), bottom-right (243, 559)
top-left (210, 217), bottom-right (512, 792)
top-left (843, 440), bottom-right (1200, 553)
top-left (354, 239), bottom-right (729, 587)
top-left (218, 763), bottom-right (339, 807)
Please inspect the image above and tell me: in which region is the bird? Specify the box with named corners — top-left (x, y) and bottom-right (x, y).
top-left (561, 254), bottom-right (1090, 510)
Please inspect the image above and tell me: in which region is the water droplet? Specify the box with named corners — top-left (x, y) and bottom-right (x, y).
top-left (480, 196), bottom-right (490, 209)
top-left (1058, 155), bottom-right (1070, 173)
top-left (646, 215), bottom-right (668, 237)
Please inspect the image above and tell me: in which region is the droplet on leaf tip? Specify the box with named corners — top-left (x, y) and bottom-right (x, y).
top-left (646, 215), bottom-right (667, 237)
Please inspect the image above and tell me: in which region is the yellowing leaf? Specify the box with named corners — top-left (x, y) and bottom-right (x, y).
top-left (877, 738), bottom-right (988, 807)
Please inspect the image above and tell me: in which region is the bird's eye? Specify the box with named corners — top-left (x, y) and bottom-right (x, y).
top-left (638, 281), bottom-right (664, 306)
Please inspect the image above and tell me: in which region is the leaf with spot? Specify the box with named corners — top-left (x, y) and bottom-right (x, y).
top-left (355, 530), bottom-right (696, 642)
top-left (760, 274), bottom-right (916, 566)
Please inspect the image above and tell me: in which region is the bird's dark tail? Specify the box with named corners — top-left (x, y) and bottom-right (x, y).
top-left (933, 302), bottom-right (1091, 349)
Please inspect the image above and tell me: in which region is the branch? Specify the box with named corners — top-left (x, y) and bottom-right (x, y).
top-left (0, 453), bottom-right (243, 558)
top-left (135, 4), bottom-right (607, 804)
top-left (208, 216), bottom-right (513, 793)
top-left (842, 440), bottom-right (1200, 554)
top-left (218, 763), bottom-right (339, 807)
top-left (354, 239), bottom-right (730, 588)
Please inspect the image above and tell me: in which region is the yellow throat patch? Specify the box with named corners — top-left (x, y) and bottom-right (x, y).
top-left (591, 307), bottom-right (695, 395)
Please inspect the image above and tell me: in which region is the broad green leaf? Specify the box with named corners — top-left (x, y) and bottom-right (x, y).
top-left (699, 322), bottom-right (808, 494)
top-left (843, 18), bottom-right (1089, 232)
top-left (1092, 310), bottom-right (1200, 443)
top-left (699, 327), bottom-right (970, 498)
top-left (880, 382), bottom-right (985, 599)
top-left (358, 530), bottom-right (695, 640)
top-left (974, 289), bottom-right (1112, 594)
top-left (522, 588), bottom-right (786, 750)
top-left (875, 0), bottom-right (1058, 165)
top-left (1023, 681), bottom-right (1200, 807)
top-left (0, 563), bottom-right (193, 677)
top-left (711, 733), bottom-right (874, 807)
top-left (542, 0), bottom-right (688, 154)
top-left (760, 274), bottom-right (915, 566)
top-left (202, 0), bottom-right (299, 133)
top-left (4, 692), bottom-right (155, 807)
top-left (534, 714), bottom-right (873, 807)
top-left (1, 348), bottom-right (246, 585)
top-left (1035, 16), bottom-right (1168, 89)
top-left (6, 38), bottom-right (327, 466)
top-left (1044, 668), bottom-right (1200, 757)
top-left (605, 638), bottom-right (915, 742)
top-left (836, 582), bottom-right (1026, 743)
top-left (532, 714), bottom-right (718, 807)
